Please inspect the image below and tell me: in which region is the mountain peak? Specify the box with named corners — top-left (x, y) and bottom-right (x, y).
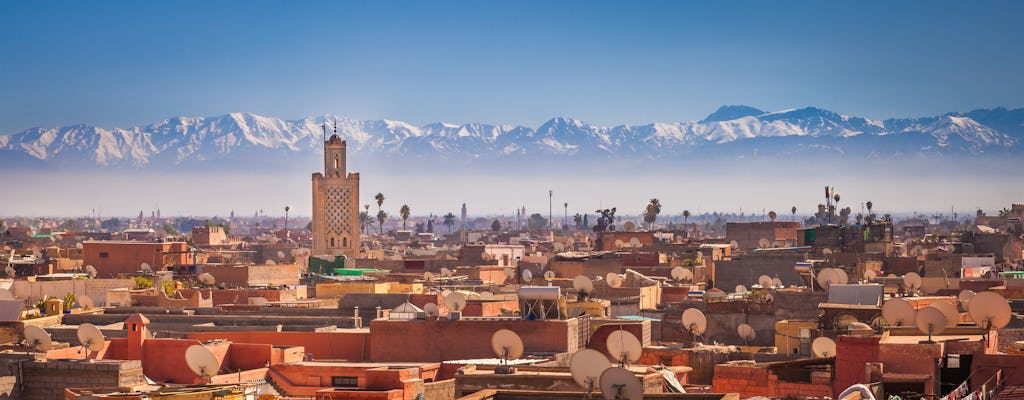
top-left (701, 105), bottom-right (765, 123)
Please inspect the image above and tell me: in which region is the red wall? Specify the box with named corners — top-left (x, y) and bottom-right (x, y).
top-left (188, 331), bottom-right (370, 361)
top-left (369, 319), bottom-right (575, 362)
top-left (834, 335), bottom-right (880, 394)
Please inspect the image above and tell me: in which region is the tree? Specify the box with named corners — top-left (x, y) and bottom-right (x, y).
top-left (527, 213), bottom-right (548, 231)
top-left (683, 210), bottom-right (691, 228)
top-left (999, 208), bottom-right (1012, 217)
top-left (491, 219), bottom-right (501, 231)
top-left (642, 198), bottom-right (662, 230)
top-left (359, 211), bottom-right (374, 234)
top-left (443, 212), bottom-right (456, 233)
top-left (400, 204), bottom-right (411, 230)
top-left (593, 208), bottom-right (617, 232)
top-left (376, 210), bottom-right (388, 234)
top-left (374, 193), bottom-right (385, 233)
top-left (101, 218), bottom-right (124, 232)
top-left (284, 206), bottom-right (290, 230)
top-left (791, 206), bottom-right (797, 222)
top-left (305, 221), bottom-right (313, 232)
top-left (161, 223), bottom-right (179, 236)
top-left (573, 213), bottom-right (583, 229)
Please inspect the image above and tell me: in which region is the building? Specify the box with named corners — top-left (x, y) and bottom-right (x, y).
top-left (311, 127), bottom-right (360, 258)
top-left (82, 241), bottom-right (194, 277)
top-left (726, 221), bottom-right (799, 250)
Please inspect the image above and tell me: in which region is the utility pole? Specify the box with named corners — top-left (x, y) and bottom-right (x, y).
top-left (548, 190), bottom-right (553, 231)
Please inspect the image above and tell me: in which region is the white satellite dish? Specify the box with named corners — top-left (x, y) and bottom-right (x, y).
top-left (958, 290), bottom-right (976, 310)
top-left (521, 269), bottom-right (533, 283)
top-left (816, 268), bottom-right (839, 290)
top-left (737, 323), bottom-right (756, 343)
top-left (198, 273), bottom-right (216, 286)
top-left (573, 275), bottom-right (594, 295)
top-left (835, 268), bottom-right (849, 285)
top-left (758, 275), bottom-right (773, 288)
top-left (915, 307), bottom-right (948, 343)
top-left (928, 301), bottom-right (959, 328)
top-left (729, 240), bottom-right (739, 249)
top-left (771, 277), bottom-right (783, 288)
top-left (607, 274), bottom-right (624, 289)
top-left (0, 289), bottom-right (14, 301)
top-left (441, 267), bottom-right (453, 277)
top-left (23, 325), bottom-right (52, 352)
top-left (276, 251), bottom-right (285, 259)
top-left (903, 272), bottom-right (922, 292)
top-left (758, 238), bottom-right (771, 248)
top-left (443, 292), bottom-right (468, 312)
top-left (185, 344), bottom-right (220, 379)
top-left (140, 263), bottom-right (152, 273)
top-left (85, 265), bottom-right (97, 278)
top-left (882, 298), bottom-right (917, 326)
top-left (599, 367), bottom-right (643, 400)
top-left (968, 291), bottom-right (1012, 330)
top-left (491, 329), bottom-right (525, 362)
top-left (734, 285), bottom-right (747, 294)
top-left (77, 323), bottom-right (106, 353)
top-left (811, 337), bottom-right (836, 357)
top-left (629, 237), bottom-right (641, 247)
top-left (671, 267), bottom-right (693, 282)
top-left (822, 248), bottom-right (833, 256)
top-left (614, 240), bottom-right (625, 248)
top-left (423, 272), bottom-right (435, 282)
top-left (569, 349), bottom-right (612, 392)
top-left (544, 271), bottom-right (556, 280)
top-left (682, 308), bottom-right (708, 337)
top-left (606, 330), bottom-right (642, 365)
top-left (423, 303), bottom-right (439, 317)
top-left (77, 295), bottom-right (94, 310)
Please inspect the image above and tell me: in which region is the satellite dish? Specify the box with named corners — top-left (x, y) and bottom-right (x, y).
top-left (198, 273), bottom-right (216, 286)
top-left (0, 289), bottom-right (13, 301)
top-left (811, 337), bottom-right (836, 357)
top-left (503, 267), bottom-right (514, 278)
top-left (491, 329), bottom-right (525, 362)
top-left (835, 268), bottom-right (849, 285)
top-left (521, 269), bottom-right (533, 283)
top-left (85, 265), bottom-right (97, 278)
top-left (76, 242), bottom-right (83, 249)
top-left (882, 298), bottom-right (917, 326)
top-left (599, 367), bottom-right (643, 400)
top-left (606, 330), bottom-right (642, 365)
top-left (958, 290), bottom-right (976, 310)
top-left (441, 267), bottom-right (453, 277)
top-left (185, 344), bottom-right (220, 379)
top-left (671, 267), bottom-right (692, 282)
top-left (23, 325), bottom-right (52, 352)
top-left (968, 291), bottom-right (1012, 330)
top-left (927, 301), bottom-right (959, 327)
top-left (443, 292), bottom-right (468, 312)
top-left (266, 260), bottom-right (276, 265)
top-left (77, 323), bottom-right (106, 353)
top-left (903, 272), bottom-right (922, 292)
top-left (915, 307), bottom-right (948, 342)
top-left (569, 349), bottom-right (611, 392)
top-left (863, 269), bottom-right (877, 281)
top-left (734, 285), bottom-right (747, 294)
top-left (816, 268), bottom-right (838, 290)
top-left (4, 266), bottom-right (15, 278)
top-left (629, 237), bottom-right (641, 247)
top-left (682, 308), bottom-right (708, 336)
top-left (848, 322), bottom-right (874, 335)
top-left (758, 238), bottom-right (771, 248)
top-left (607, 274), bottom-right (624, 289)
top-left (423, 303), bottom-right (439, 317)
top-left (737, 323), bottom-right (756, 343)
top-left (140, 263), bottom-right (152, 273)
top-left (276, 251), bottom-right (285, 259)
top-left (544, 271), bottom-right (556, 280)
top-left (771, 277), bottom-right (783, 288)
top-left (768, 210), bottom-right (777, 221)
top-left (729, 240), bottom-right (739, 249)
top-left (423, 272), bottom-right (435, 282)
top-left (573, 275), bottom-right (594, 294)
top-left (614, 240), bottom-right (625, 248)
top-left (78, 295), bottom-right (94, 310)
top-left (822, 248), bottom-right (833, 256)
top-left (758, 275), bottom-right (773, 288)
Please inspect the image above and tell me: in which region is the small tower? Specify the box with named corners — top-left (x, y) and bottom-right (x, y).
top-left (125, 313), bottom-right (150, 360)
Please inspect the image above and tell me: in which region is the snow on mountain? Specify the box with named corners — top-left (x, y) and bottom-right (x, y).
top-left (0, 106), bottom-right (1019, 170)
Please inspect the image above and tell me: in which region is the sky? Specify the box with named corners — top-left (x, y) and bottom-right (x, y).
top-left (2, 1), bottom-right (1024, 134)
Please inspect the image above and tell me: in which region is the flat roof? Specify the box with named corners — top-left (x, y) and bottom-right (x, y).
top-left (880, 334), bottom-right (984, 344)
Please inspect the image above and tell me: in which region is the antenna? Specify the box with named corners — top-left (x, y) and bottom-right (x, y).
top-left (757, 275), bottom-right (773, 288)
top-left (811, 337), bottom-right (836, 357)
top-left (490, 329), bottom-right (524, 374)
top-left (23, 325), bottom-right (52, 352)
top-left (816, 268), bottom-right (838, 290)
top-left (185, 344), bottom-right (221, 381)
top-left (682, 308), bottom-right (707, 343)
top-left (521, 269), bottom-right (533, 283)
top-left (605, 330), bottom-right (642, 366)
top-left (544, 271), bottom-right (556, 280)
top-left (569, 348), bottom-right (611, 396)
top-left (968, 291), bottom-right (1012, 331)
top-left (670, 267), bottom-right (693, 283)
top-left (915, 307), bottom-right (948, 344)
top-left (85, 265), bottom-right (97, 278)
top-left (77, 295), bottom-right (94, 310)
top-left (599, 367), bottom-right (644, 400)
top-left (882, 298), bottom-right (917, 326)
top-left (76, 323), bottom-right (106, 356)
top-left (737, 323), bottom-right (756, 345)
top-left (423, 303), bottom-right (439, 317)
top-left (198, 273), bottom-right (216, 286)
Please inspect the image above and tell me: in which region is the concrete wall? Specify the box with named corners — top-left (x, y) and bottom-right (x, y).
top-left (189, 331), bottom-right (371, 361)
top-left (369, 319), bottom-right (579, 362)
top-left (16, 359), bottom-right (145, 400)
top-left (11, 278), bottom-right (134, 305)
top-left (202, 264), bottom-right (301, 286)
top-left (713, 253), bottom-right (806, 291)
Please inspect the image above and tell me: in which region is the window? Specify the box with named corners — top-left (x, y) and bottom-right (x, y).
top-left (99, 252), bottom-right (109, 258)
top-left (342, 237), bottom-right (348, 248)
top-left (329, 238), bottom-right (335, 248)
top-left (334, 157), bottom-right (339, 169)
top-left (331, 376), bottom-right (358, 387)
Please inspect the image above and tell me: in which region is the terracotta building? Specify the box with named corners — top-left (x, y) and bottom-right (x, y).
top-left (311, 127), bottom-right (360, 258)
top-left (82, 240), bottom-right (193, 277)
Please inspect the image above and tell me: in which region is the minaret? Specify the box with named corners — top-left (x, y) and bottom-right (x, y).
top-left (312, 120), bottom-right (360, 260)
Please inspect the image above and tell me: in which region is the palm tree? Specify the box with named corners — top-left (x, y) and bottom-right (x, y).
top-left (359, 211), bottom-right (374, 234)
top-left (683, 210), bottom-right (691, 228)
top-left (573, 213), bottom-right (583, 229)
top-left (642, 198), bottom-right (662, 230)
top-left (284, 206), bottom-right (290, 231)
top-left (399, 204), bottom-right (411, 230)
top-left (443, 212), bottom-right (456, 233)
top-left (791, 206), bottom-right (797, 222)
top-left (376, 210), bottom-right (388, 234)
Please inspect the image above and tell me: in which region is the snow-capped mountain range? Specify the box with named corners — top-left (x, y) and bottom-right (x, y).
top-left (1, 106), bottom-right (1021, 171)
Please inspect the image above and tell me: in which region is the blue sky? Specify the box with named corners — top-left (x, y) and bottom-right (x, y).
top-left (1, 1), bottom-right (1023, 133)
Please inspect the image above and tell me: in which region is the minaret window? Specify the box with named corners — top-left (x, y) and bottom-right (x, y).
top-left (335, 156), bottom-right (339, 169)
top-left (343, 237), bottom-right (348, 248)
top-left (330, 238), bottom-right (335, 248)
